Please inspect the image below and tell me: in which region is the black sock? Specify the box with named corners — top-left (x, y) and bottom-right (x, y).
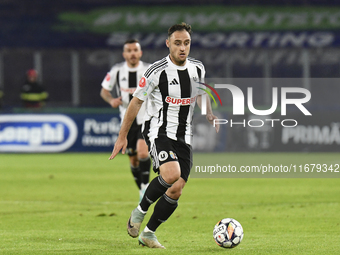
top-left (139, 175), bottom-right (172, 212)
top-left (139, 157), bottom-right (151, 185)
top-left (130, 165), bottom-right (141, 190)
top-left (147, 194), bottom-right (178, 232)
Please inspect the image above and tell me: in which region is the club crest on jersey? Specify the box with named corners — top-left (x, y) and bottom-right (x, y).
top-left (169, 151), bottom-right (177, 159)
top-left (139, 77), bottom-right (146, 88)
top-left (105, 73), bottom-right (111, 81)
top-left (165, 96), bottom-right (197, 106)
top-left (158, 151), bottom-right (168, 161)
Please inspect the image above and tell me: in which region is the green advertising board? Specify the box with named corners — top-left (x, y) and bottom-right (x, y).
top-left (57, 6), bottom-right (340, 33)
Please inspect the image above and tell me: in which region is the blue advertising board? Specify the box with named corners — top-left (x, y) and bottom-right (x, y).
top-left (0, 113), bottom-right (227, 153)
top-left (0, 113), bottom-right (120, 153)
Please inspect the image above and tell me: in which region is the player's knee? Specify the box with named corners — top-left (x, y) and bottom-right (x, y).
top-left (163, 174), bottom-right (180, 184)
top-left (162, 170), bottom-right (180, 184)
top-left (160, 162), bottom-right (181, 184)
top-left (167, 188), bottom-right (182, 200)
top-left (138, 151), bottom-right (149, 159)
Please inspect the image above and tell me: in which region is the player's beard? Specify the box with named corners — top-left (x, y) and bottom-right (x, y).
top-left (170, 53), bottom-right (186, 66)
top-left (177, 59), bottom-right (186, 65)
top-left (128, 57), bottom-right (139, 67)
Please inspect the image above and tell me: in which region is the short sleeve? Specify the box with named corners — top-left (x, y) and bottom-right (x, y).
top-left (133, 75), bottom-right (157, 101)
top-left (197, 64), bottom-right (206, 95)
top-left (201, 65), bottom-right (206, 83)
top-left (101, 67), bottom-right (117, 91)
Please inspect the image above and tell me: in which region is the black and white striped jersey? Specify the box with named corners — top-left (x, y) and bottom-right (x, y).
top-left (101, 61), bottom-right (150, 125)
top-left (133, 55), bottom-right (206, 145)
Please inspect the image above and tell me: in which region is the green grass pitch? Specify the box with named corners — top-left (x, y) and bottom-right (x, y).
top-left (0, 152), bottom-right (340, 254)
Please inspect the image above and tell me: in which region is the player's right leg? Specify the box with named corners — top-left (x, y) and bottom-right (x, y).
top-left (127, 207), bottom-right (146, 238)
top-left (127, 170), bottom-right (175, 238)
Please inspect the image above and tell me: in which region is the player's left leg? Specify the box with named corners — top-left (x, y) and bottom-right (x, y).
top-left (136, 138), bottom-right (150, 201)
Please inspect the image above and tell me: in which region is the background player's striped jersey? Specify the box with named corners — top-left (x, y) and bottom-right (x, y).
top-left (134, 55), bottom-right (206, 145)
top-left (101, 61), bottom-right (150, 125)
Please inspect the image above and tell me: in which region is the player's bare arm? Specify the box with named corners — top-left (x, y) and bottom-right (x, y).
top-left (100, 87), bottom-right (122, 108)
top-left (197, 94), bottom-right (220, 133)
top-left (109, 96), bottom-right (144, 160)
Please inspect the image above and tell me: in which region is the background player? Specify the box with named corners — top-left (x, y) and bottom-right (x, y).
top-left (109, 23), bottom-right (219, 248)
top-left (100, 39), bottom-right (151, 201)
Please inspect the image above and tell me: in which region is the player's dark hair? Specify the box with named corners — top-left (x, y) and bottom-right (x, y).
top-left (124, 39), bottom-right (140, 45)
top-left (168, 22), bottom-right (192, 38)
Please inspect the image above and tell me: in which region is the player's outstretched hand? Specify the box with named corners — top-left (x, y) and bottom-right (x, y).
top-left (206, 113), bottom-right (220, 133)
top-left (109, 136), bottom-right (128, 160)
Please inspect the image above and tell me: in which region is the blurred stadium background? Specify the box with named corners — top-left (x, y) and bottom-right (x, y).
top-left (1, 0), bottom-right (340, 153)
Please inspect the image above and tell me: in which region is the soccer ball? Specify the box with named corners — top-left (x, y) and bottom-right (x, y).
top-left (213, 218), bottom-right (244, 248)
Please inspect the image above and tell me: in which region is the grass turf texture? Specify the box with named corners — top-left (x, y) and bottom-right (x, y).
top-left (0, 152), bottom-right (339, 254)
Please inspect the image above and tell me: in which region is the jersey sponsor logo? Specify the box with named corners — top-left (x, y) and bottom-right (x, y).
top-left (165, 96), bottom-right (197, 106)
top-left (0, 114), bottom-right (78, 152)
top-left (120, 87), bottom-right (136, 94)
top-left (158, 151), bottom-right (168, 161)
top-left (105, 73), bottom-right (111, 81)
top-left (139, 77), bottom-right (146, 87)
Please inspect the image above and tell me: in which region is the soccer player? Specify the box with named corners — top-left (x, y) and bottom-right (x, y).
top-left (109, 23), bottom-right (219, 248)
top-left (101, 39), bottom-right (151, 201)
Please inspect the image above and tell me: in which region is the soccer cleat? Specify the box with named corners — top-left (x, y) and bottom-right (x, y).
top-left (127, 208), bottom-right (145, 238)
top-left (138, 231), bottom-right (165, 249)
